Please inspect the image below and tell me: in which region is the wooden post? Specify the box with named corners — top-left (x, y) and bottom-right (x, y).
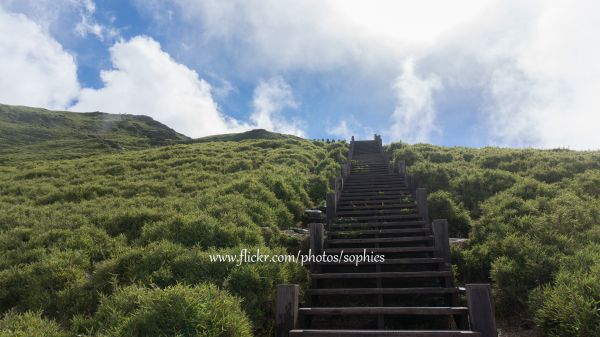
top-left (398, 160), bottom-right (406, 175)
top-left (432, 219), bottom-right (450, 269)
top-left (326, 192), bottom-right (336, 225)
top-left (466, 284), bottom-right (497, 337)
top-left (309, 223), bottom-right (324, 273)
top-left (407, 174), bottom-right (417, 197)
top-left (334, 176), bottom-right (343, 204)
top-left (276, 284), bottom-right (299, 337)
top-left (416, 188), bottom-right (429, 226)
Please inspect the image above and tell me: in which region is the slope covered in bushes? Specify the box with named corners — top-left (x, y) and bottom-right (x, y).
top-left (388, 143), bottom-right (600, 337)
top-left (0, 136), bottom-right (346, 336)
top-left (0, 104), bottom-right (189, 162)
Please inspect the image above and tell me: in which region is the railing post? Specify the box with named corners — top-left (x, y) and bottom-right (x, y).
top-left (309, 223), bottom-right (324, 272)
top-left (432, 219), bottom-right (450, 269)
top-left (276, 284), bottom-right (299, 337)
top-left (407, 174), bottom-right (417, 197)
top-left (326, 192), bottom-right (336, 225)
top-left (398, 160), bottom-right (406, 175)
top-left (334, 176), bottom-right (343, 204)
top-left (466, 284), bottom-right (498, 337)
top-left (416, 188), bottom-right (429, 226)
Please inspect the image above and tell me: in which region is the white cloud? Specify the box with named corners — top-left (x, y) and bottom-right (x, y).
top-left (327, 117), bottom-right (374, 141)
top-left (1, 0), bottom-right (117, 41)
top-left (387, 60), bottom-right (442, 144)
top-left (250, 77), bottom-right (305, 137)
top-left (142, 0), bottom-right (600, 148)
top-left (71, 36), bottom-right (248, 137)
top-left (0, 6), bottom-right (79, 109)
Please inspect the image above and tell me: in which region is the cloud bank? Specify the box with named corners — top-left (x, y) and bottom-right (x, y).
top-left (0, 7), bottom-right (79, 109)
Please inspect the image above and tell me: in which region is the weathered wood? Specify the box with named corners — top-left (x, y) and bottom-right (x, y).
top-left (311, 271), bottom-right (451, 279)
top-left (432, 219), bottom-right (450, 265)
top-left (311, 257), bottom-right (444, 265)
top-left (398, 160), bottom-right (406, 175)
top-left (407, 174), bottom-right (417, 196)
top-left (290, 330), bottom-right (481, 337)
top-left (323, 246), bottom-right (434, 254)
top-left (466, 284), bottom-right (497, 337)
top-left (326, 192), bottom-right (336, 225)
top-left (276, 284), bottom-right (299, 337)
top-left (307, 287), bottom-right (459, 295)
top-left (309, 223), bottom-right (324, 253)
top-left (298, 306), bottom-right (468, 316)
top-left (416, 188), bottom-right (430, 225)
top-left (326, 236), bottom-right (432, 245)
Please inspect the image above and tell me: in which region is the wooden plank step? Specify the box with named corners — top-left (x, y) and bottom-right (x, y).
top-left (336, 210), bottom-right (416, 217)
top-left (323, 247), bottom-right (434, 254)
top-left (330, 221), bottom-right (426, 229)
top-left (338, 201), bottom-right (415, 207)
top-left (336, 214), bottom-right (420, 222)
top-left (290, 330), bottom-right (480, 337)
top-left (327, 236), bottom-right (433, 245)
top-left (329, 228), bottom-right (429, 236)
top-left (341, 195), bottom-right (411, 200)
top-left (307, 287), bottom-right (459, 295)
top-left (297, 306), bottom-right (468, 315)
top-left (315, 257), bottom-right (444, 265)
top-left (311, 271), bottom-right (450, 279)
top-left (337, 204), bottom-right (416, 211)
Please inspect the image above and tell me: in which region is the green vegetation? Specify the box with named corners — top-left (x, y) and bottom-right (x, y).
top-left (388, 143), bottom-right (600, 337)
top-left (0, 104), bottom-right (188, 162)
top-left (0, 106), bottom-right (346, 337)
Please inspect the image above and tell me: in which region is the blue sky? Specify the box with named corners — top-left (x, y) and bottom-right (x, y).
top-left (1, 0), bottom-right (599, 149)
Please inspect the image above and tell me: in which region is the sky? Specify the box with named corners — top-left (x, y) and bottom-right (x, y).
top-left (0, 0), bottom-right (599, 149)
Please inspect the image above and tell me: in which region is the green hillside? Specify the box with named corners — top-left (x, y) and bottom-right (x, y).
top-left (0, 127), bottom-right (346, 336)
top-left (0, 104), bottom-right (189, 162)
top-left (193, 128), bottom-right (303, 143)
top-left (387, 143), bottom-right (600, 337)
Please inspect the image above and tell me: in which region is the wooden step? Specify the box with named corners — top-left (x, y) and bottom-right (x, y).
top-left (323, 247), bottom-right (434, 254)
top-left (340, 196), bottom-right (412, 202)
top-left (329, 228), bottom-right (430, 237)
top-left (337, 203), bottom-right (417, 213)
top-left (336, 209), bottom-right (415, 216)
top-left (298, 306), bottom-right (468, 316)
top-left (336, 214), bottom-right (420, 222)
top-left (290, 330), bottom-right (480, 337)
top-left (337, 204), bottom-right (416, 211)
top-left (311, 271), bottom-right (450, 279)
top-left (330, 221), bottom-right (426, 229)
top-left (315, 257), bottom-right (444, 265)
top-left (307, 287), bottom-right (459, 296)
top-left (327, 236), bottom-right (433, 245)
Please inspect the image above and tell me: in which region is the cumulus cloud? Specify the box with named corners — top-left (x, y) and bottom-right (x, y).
top-left (72, 36), bottom-right (248, 137)
top-left (138, 0), bottom-right (600, 148)
top-left (0, 6), bottom-right (79, 109)
top-left (250, 77), bottom-right (305, 137)
top-left (327, 117), bottom-right (374, 141)
top-left (387, 60), bottom-right (442, 144)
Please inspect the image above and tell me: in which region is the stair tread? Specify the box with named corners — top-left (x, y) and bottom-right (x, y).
top-left (315, 257), bottom-right (444, 265)
top-left (323, 247), bottom-right (434, 254)
top-left (298, 306), bottom-right (469, 315)
top-left (327, 236), bottom-right (433, 244)
top-left (290, 330), bottom-right (479, 337)
top-left (312, 271), bottom-right (451, 279)
top-left (307, 287), bottom-right (459, 295)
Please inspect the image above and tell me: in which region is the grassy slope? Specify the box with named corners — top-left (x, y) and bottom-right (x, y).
top-left (0, 113), bottom-right (346, 336)
top-left (0, 104), bottom-right (189, 162)
top-left (387, 143), bottom-right (600, 337)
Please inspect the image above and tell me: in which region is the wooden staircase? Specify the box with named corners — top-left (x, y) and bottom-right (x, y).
top-left (276, 135), bottom-right (497, 337)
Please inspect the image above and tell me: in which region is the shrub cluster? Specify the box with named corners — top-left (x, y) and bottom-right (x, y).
top-left (0, 138), bottom-right (346, 336)
top-left (388, 143), bottom-right (600, 336)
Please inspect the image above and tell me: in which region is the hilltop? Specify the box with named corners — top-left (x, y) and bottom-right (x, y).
top-left (0, 104), bottom-right (189, 162)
